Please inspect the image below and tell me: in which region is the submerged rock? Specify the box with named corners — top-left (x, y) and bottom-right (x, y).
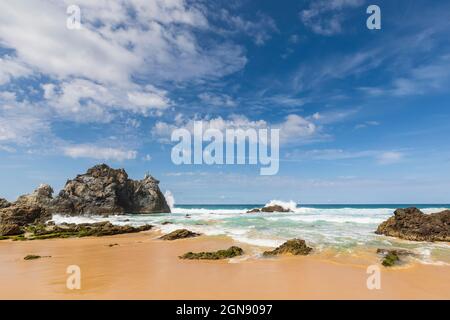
top-left (381, 252), bottom-right (400, 267)
top-left (179, 246), bottom-right (244, 260)
top-left (247, 205), bottom-right (292, 213)
top-left (159, 229), bottom-right (200, 240)
top-left (376, 249), bottom-right (414, 267)
top-left (375, 207), bottom-right (449, 242)
top-left (51, 164), bottom-right (170, 215)
top-left (0, 198), bottom-right (11, 209)
top-left (263, 239), bottom-right (312, 256)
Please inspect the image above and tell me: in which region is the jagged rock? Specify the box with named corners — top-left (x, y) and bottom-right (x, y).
top-left (15, 184), bottom-right (54, 208)
top-left (159, 229), bottom-right (200, 240)
top-left (51, 164), bottom-right (170, 215)
top-left (179, 246), bottom-right (244, 260)
top-left (247, 205), bottom-right (292, 213)
top-left (375, 207), bottom-right (449, 242)
top-left (376, 248), bottom-right (414, 267)
top-left (0, 204), bottom-right (51, 229)
top-left (0, 198), bottom-right (11, 209)
top-left (0, 223), bottom-right (24, 236)
top-left (263, 239), bottom-right (313, 256)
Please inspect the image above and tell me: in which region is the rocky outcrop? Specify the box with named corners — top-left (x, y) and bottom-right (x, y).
top-left (51, 164), bottom-right (170, 215)
top-left (263, 239), bottom-right (312, 256)
top-left (0, 204), bottom-right (51, 236)
top-left (159, 229), bottom-right (200, 240)
top-left (0, 198), bottom-right (11, 209)
top-left (15, 184), bottom-right (54, 208)
top-left (179, 246), bottom-right (244, 260)
top-left (9, 221), bottom-right (153, 240)
top-left (247, 205), bottom-right (292, 213)
top-left (375, 207), bottom-right (449, 242)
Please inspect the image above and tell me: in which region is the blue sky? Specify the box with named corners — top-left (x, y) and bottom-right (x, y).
top-left (0, 0), bottom-right (449, 204)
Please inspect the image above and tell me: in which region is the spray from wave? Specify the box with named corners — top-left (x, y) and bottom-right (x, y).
top-left (164, 190), bottom-right (175, 210)
top-left (264, 200), bottom-right (297, 211)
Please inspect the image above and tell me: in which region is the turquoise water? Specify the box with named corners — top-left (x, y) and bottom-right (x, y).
top-left (52, 203), bottom-right (450, 265)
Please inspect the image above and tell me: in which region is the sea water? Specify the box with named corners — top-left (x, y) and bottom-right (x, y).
top-left (52, 202), bottom-right (450, 265)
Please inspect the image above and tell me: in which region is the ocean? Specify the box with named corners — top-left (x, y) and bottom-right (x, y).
top-left (52, 201), bottom-right (450, 265)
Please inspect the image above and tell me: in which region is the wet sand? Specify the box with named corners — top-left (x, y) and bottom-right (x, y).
top-left (0, 231), bottom-right (449, 300)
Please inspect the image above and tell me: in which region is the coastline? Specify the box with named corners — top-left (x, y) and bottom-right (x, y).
top-left (1, 230), bottom-right (449, 300)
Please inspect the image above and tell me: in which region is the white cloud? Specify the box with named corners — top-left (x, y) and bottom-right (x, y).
top-left (198, 93), bottom-right (236, 107)
top-left (355, 121), bottom-right (380, 129)
top-left (0, 56), bottom-right (31, 85)
top-left (152, 113), bottom-right (320, 145)
top-left (300, 0), bottom-right (364, 36)
top-left (279, 115), bottom-right (317, 142)
top-left (286, 149), bottom-right (406, 165)
top-left (377, 152), bottom-right (404, 165)
top-left (41, 79), bottom-right (172, 122)
top-left (63, 145), bottom-right (137, 161)
top-left (0, 0), bottom-right (248, 123)
top-left (218, 10), bottom-right (278, 46)
top-left (0, 97), bottom-right (50, 145)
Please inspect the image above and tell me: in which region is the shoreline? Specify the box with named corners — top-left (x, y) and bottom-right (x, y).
top-left (0, 231), bottom-right (449, 300)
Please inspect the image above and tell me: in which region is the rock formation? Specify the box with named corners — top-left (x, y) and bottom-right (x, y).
top-left (375, 207), bottom-right (449, 242)
top-left (1, 221), bottom-right (153, 240)
top-left (0, 198), bottom-right (11, 209)
top-left (0, 164), bottom-right (169, 236)
top-left (159, 229), bottom-right (200, 240)
top-left (0, 204), bottom-right (51, 236)
top-left (179, 246), bottom-right (244, 260)
top-left (263, 239), bottom-right (313, 256)
top-left (15, 184), bottom-right (54, 208)
top-left (51, 164), bottom-right (170, 215)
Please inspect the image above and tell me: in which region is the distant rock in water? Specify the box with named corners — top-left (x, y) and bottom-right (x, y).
top-left (247, 205), bottom-right (292, 213)
top-left (0, 198), bottom-right (11, 209)
top-left (51, 164), bottom-right (170, 215)
top-left (263, 239), bottom-right (312, 256)
top-left (375, 207), bottom-right (449, 242)
top-left (159, 229), bottom-right (200, 240)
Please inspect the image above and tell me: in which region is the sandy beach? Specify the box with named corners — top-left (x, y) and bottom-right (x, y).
top-left (0, 231), bottom-right (448, 300)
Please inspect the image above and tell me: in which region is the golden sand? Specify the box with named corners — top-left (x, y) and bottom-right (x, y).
top-left (0, 231), bottom-right (448, 300)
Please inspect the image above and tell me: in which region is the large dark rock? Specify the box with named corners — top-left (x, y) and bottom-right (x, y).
top-left (0, 198), bottom-right (11, 209)
top-left (0, 204), bottom-right (51, 236)
top-left (263, 239), bottom-right (312, 256)
top-left (375, 207), bottom-right (449, 242)
top-left (51, 164), bottom-right (170, 215)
